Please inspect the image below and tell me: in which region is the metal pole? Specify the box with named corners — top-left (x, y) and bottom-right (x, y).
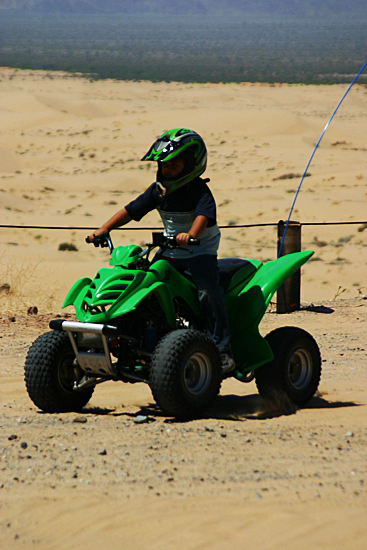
top-left (277, 220), bottom-right (301, 313)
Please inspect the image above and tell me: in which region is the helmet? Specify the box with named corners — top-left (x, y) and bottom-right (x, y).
top-left (141, 128), bottom-right (207, 193)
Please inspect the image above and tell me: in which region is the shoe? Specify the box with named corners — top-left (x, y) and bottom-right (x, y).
top-left (220, 353), bottom-right (235, 374)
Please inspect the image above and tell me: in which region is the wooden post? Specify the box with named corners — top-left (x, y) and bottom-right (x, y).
top-left (277, 220), bottom-right (301, 313)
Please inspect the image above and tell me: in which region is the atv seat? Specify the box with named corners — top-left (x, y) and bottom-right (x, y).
top-left (218, 258), bottom-right (259, 292)
top-left (172, 257), bottom-right (259, 292)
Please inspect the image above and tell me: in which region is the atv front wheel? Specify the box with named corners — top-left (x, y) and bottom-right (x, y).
top-left (150, 329), bottom-right (222, 419)
top-left (255, 327), bottom-right (321, 406)
top-left (24, 331), bottom-right (94, 412)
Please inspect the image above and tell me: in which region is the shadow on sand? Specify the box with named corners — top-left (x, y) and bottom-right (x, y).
top-left (94, 393), bottom-right (361, 422)
top-left (204, 392), bottom-right (361, 420)
top-left (302, 304), bottom-right (334, 314)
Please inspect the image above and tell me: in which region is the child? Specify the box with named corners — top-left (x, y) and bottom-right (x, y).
top-left (90, 128), bottom-right (235, 373)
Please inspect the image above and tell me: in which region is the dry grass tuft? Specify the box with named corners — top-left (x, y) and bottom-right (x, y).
top-left (0, 256), bottom-right (61, 315)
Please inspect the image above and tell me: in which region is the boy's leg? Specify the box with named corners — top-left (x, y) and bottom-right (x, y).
top-left (162, 254), bottom-right (234, 372)
top-left (184, 255), bottom-right (234, 370)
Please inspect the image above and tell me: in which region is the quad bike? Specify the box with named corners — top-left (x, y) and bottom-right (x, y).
top-left (24, 232), bottom-right (321, 419)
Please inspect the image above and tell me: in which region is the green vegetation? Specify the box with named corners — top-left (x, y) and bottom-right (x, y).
top-left (0, 13), bottom-right (366, 84)
top-left (58, 242), bottom-right (78, 251)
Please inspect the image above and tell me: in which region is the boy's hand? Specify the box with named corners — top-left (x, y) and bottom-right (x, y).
top-left (176, 216), bottom-right (208, 246)
top-left (88, 226), bottom-right (109, 243)
top-left (176, 233), bottom-right (191, 246)
top-left (88, 208), bottom-right (132, 242)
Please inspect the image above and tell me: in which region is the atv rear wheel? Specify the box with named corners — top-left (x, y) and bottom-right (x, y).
top-left (255, 327), bottom-right (321, 406)
top-left (24, 331), bottom-right (94, 413)
top-left (150, 329), bottom-right (222, 419)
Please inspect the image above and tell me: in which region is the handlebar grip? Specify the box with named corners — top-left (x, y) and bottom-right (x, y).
top-left (164, 235), bottom-right (200, 246)
top-left (85, 233), bottom-right (109, 248)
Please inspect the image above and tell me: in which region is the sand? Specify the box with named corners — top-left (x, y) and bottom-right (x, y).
top-left (0, 68), bottom-right (367, 549)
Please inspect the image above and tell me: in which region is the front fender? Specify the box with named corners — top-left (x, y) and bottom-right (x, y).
top-left (108, 281), bottom-right (177, 328)
top-left (63, 278), bottom-right (92, 308)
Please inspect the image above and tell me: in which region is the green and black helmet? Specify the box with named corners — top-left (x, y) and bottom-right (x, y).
top-left (141, 128), bottom-right (207, 193)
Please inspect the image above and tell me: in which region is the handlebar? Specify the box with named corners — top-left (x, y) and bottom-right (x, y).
top-left (151, 232), bottom-right (200, 247)
top-left (86, 231), bottom-right (200, 252)
top-left (86, 232), bottom-right (200, 268)
top-left (86, 233), bottom-right (114, 253)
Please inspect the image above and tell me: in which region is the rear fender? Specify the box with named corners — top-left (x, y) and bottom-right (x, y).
top-left (244, 250), bottom-right (314, 308)
top-left (229, 250), bottom-right (313, 371)
top-left (232, 326), bottom-right (274, 375)
top-left (228, 250), bottom-right (313, 329)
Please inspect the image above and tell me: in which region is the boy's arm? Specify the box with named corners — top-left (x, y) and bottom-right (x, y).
top-left (89, 207), bottom-right (132, 241)
top-left (176, 215), bottom-right (208, 246)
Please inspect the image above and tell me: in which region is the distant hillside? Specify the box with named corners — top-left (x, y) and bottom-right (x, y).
top-left (1, 0), bottom-right (366, 16)
top-left (1, 2), bottom-right (366, 84)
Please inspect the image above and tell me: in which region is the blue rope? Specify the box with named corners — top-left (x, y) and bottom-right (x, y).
top-left (278, 61), bottom-right (367, 257)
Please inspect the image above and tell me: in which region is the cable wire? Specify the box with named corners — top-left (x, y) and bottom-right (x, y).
top-left (278, 60), bottom-right (367, 257)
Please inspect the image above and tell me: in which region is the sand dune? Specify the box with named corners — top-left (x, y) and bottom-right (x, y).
top-left (0, 68), bottom-right (367, 549)
top-left (1, 69), bottom-right (367, 310)
top-left (34, 94), bottom-right (108, 118)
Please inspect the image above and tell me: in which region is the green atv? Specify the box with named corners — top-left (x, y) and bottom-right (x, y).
top-left (24, 232), bottom-right (321, 419)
